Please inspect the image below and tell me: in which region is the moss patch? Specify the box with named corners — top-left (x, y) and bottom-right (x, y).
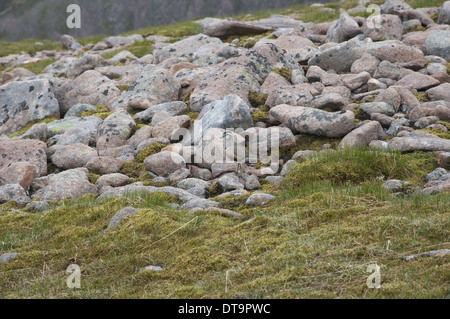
top-left (252, 110), bottom-right (270, 124)
top-left (414, 92), bottom-right (429, 103)
top-left (248, 90), bottom-right (268, 108)
top-left (273, 68), bottom-right (292, 83)
top-left (120, 162), bottom-right (146, 179)
top-left (78, 105), bottom-right (113, 120)
top-left (9, 116), bottom-right (59, 138)
top-left (419, 128), bottom-right (450, 140)
top-left (133, 173), bottom-right (170, 187)
top-left (283, 148), bottom-right (437, 188)
top-left (280, 135), bottom-right (340, 160)
top-left (88, 173), bottom-right (101, 184)
top-left (207, 182), bottom-right (224, 198)
top-left (404, 25), bottom-right (426, 33)
top-left (117, 85), bottom-right (131, 92)
top-left (429, 11), bottom-right (439, 23)
top-left (135, 142), bottom-right (166, 163)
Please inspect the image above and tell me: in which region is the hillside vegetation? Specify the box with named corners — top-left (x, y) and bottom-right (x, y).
top-left (0, 0), bottom-right (449, 299)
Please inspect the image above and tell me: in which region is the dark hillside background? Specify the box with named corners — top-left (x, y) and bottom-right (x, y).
top-left (0, 0), bottom-right (325, 41)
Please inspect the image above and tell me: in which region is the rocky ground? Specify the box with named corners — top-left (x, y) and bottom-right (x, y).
top-left (0, 0), bottom-right (449, 299)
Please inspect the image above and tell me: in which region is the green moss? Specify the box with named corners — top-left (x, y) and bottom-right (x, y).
top-left (180, 93), bottom-right (200, 123)
top-left (429, 11), bottom-right (439, 23)
top-left (88, 173), bottom-right (101, 184)
top-left (225, 31), bottom-right (272, 49)
top-left (120, 162), bottom-right (146, 178)
top-left (283, 148), bottom-right (437, 188)
top-left (404, 25), bottom-right (426, 33)
top-left (133, 173), bottom-right (170, 187)
top-left (436, 121), bottom-right (450, 130)
top-left (1, 0), bottom-right (449, 300)
top-left (419, 128), bottom-right (450, 139)
top-left (117, 85), bottom-right (131, 92)
top-left (248, 90), bottom-right (268, 108)
top-left (207, 182), bottom-right (224, 198)
top-left (212, 193), bottom-right (252, 210)
top-left (414, 92), bottom-right (429, 103)
top-left (273, 68), bottom-right (292, 83)
top-left (131, 124), bottom-right (146, 135)
top-left (101, 40), bottom-right (153, 60)
top-left (17, 58), bottom-right (56, 74)
top-left (0, 201), bottom-right (22, 214)
top-left (0, 39), bottom-right (61, 58)
top-left (78, 105), bottom-right (113, 120)
top-left (252, 110), bottom-right (270, 124)
top-left (135, 142), bottom-right (166, 163)
top-left (280, 135), bottom-right (340, 159)
top-left (9, 116), bottom-right (59, 138)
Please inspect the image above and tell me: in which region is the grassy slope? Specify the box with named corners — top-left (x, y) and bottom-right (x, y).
top-left (1, 148), bottom-right (448, 299)
top-left (0, 0), bottom-right (449, 299)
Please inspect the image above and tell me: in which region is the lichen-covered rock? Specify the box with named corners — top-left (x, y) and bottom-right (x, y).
top-left (111, 65), bottom-right (180, 110)
top-left (0, 79), bottom-right (60, 136)
top-left (270, 105), bottom-right (355, 138)
top-left (105, 35), bottom-right (143, 47)
top-left (426, 168), bottom-right (448, 182)
top-left (51, 143), bottom-right (98, 169)
top-left (363, 14), bottom-right (403, 41)
top-left (153, 33), bottom-right (223, 63)
top-left (58, 70), bottom-right (120, 114)
top-left (396, 72), bottom-right (440, 90)
top-left (0, 253), bottom-right (20, 264)
top-left (274, 36), bottom-right (318, 63)
top-left (95, 173), bottom-right (131, 189)
top-left (133, 101), bottom-right (188, 123)
top-left (61, 34), bottom-right (82, 50)
top-left (326, 12), bottom-right (362, 43)
top-left (64, 103), bottom-right (97, 118)
top-left (388, 132), bottom-right (450, 152)
top-left (339, 121), bottom-right (387, 148)
top-left (86, 156), bottom-right (125, 174)
top-left (66, 54), bottom-right (108, 78)
top-left (438, 1), bottom-right (450, 24)
top-left (0, 184), bottom-right (31, 206)
top-left (0, 139), bottom-right (47, 176)
top-left (380, 0), bottom-right (412, 14)
top-left (0, 162), bottom-right (37, 191)
top-left (427, 83), bottom-right (450, 102)
top-left (96, 110), bottom-right (136, 155)
top-left (308, 38), bottom-right (364, 73)
top-left (360, 102), bottom-right (396, 117)
top-left (190, 44), bottom-right (298, 112)
top-left (33, 168), bottom-right (98, 201)
top-left (144, 151), bottom-right (186, 177)
top-left (373, 60), bottom-right (412, 80)
top-left (152, 115), bottom-right (191, 140)
top-left (246, 193), bottom-right (275, 206)
top-left (424, 30), bottom-right (450, 61)
top-left (198, 18), bottom-right (270, 39)
top-left (98, 184), bottom-right (199, 204)
top-left (46, 116), bottom-right (103, 147)
top-left (108, 207), bottom-right (140, 229)
top-left (266, 85), bottom-right (314, 108)
top-left (383, 179), bottom-right (410, 192)
top-left (192, 94), bottom-right (253, 144)
top-left (351, 54), bottom-right (380, 76)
